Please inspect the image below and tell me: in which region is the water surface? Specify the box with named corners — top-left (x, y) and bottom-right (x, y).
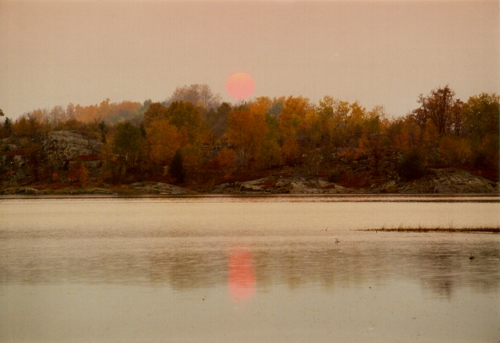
top-left (1, 196), bottom-right (499, 342)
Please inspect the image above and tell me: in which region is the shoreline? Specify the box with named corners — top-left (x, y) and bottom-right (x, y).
top-left (1, 193), bottom-right (499, 202)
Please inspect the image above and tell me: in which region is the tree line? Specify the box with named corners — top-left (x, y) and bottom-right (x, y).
top-left (0, 85), bottom-right (498, 187)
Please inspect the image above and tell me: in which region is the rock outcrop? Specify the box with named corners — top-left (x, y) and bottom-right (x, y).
top-left (1, 187), bottom-right (45, 195)
top-left (45, 131), bottom-right (102, 160)
top-left (130, 182), bottom-right (196, 195)
top-left (376, 168), bottom-right (498, 194)
top-left (211, 168), bottom-right (498, 195)
top-left (43, 131), bottom-right (103, 171)
top-left (212, 176), bottom-right (351, 194)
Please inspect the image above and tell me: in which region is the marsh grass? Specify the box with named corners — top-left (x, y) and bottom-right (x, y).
top-left (360, 224), bottom-right (500, 233)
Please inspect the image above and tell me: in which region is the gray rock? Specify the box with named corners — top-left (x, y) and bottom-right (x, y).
top-left (1, 187), bottom-right (44, 195)
top-left (43, 131), bottom-right (103, 173)
top-left (132, 182), bottom-right (195, 195)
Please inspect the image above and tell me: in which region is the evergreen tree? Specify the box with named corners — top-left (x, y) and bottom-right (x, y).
top-left (169, 149), bottom-right (186, 183)
top-left (2, 117), bottom-right (12, 138)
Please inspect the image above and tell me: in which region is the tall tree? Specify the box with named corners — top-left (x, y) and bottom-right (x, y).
top-left (205, 102), bottom-right (231, 143)
top-left (167, 84), bottom-right (221, 110)
top-left (2, 117), bottom-right (12, 138)
top-left (227, 104), bottom-right (268, 166)
top-left (463, 93), bottom-right (499, 139)
top-left (143, 102), bottom-right (168, 129)
top-left (146, 119), bottom-right (182, 166)
top-left (165, 101), bottom-right (203, 143)
top-left (413, 85), bottom-right (461, 137)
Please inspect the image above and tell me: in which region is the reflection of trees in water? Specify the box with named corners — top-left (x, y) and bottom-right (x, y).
top-left (1, 238), bottom-right (498, 298)
top-left (414, 243), bottom-right (500, 298)
top-left (148, 251), bottom-right (227, 289)
top-left (253, 244), bottom-right (394, 290)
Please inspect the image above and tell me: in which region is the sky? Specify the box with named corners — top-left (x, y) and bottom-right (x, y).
top-left (0, 0), bottom-right (498, 119)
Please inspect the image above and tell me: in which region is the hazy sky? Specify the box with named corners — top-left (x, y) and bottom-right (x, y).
top-left (1, 0), bottom-right (498, 119)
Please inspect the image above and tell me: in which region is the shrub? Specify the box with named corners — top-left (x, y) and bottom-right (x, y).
top-left (472, 150), bottom-right (488, 169)
top-left (328, 170), bottom-right (340, 183)
top-left (397, 150), bottom-right (426, 180)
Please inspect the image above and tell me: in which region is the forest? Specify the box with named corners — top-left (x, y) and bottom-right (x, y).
top-left (0, 84), bottom-right (498, 193)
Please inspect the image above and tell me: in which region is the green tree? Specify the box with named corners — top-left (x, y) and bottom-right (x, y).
top-left (463, 93), bottom-right (499, 139)
top-left (97, 121), bottom-right (108, 143)
top-left (2, 117), bottom-right (12, 138)
top-left (112, 122), bottom-right (144, 178)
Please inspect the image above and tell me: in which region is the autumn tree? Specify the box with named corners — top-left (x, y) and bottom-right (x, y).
top-left (146, 119), bottom-right (182, 166)
top-left (204, 102), bottom-right (231, 143)
top-left (164, 101), bottom-right (203, 143)
top-left (316, 96), bottom-right (352, 153)
top-left (216, 148), bottom-right (238, 178)
top-left (227, 102), bottom-right (269, 167)
top-left (10, 114), bottom-right (48, 181)
top-left (413, 85), bottom-right (462, 137)
top-left (257, 109), bottom-right (283, 169)
top-left (22, 139), bottom-right (45, 182)
top-left (12, 114), bottom-right (46, 139)
top-left (462, 93), bottom-right (500, 169)
top-left (344, 101), bottom-right (368, 147)
top-left (48, 105), bottom-right (67, 125)
top-left (358, 106), bottom-right (389, 174)
top-left (143, 102), bottom-right (169, 129)
top-left (167, 84), bottom-right (221, 110)
top-left (278, 96), bottom-right (313, 163)
top-left (144, 101), bottom-right (203, 144)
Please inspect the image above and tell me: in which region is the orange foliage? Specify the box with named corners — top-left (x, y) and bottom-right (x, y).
top-left (181, 144), bottom-right (205, 172)
top-left (216, 148), bottom-right (237, 178)
top-left (146, 119), bottom-right (183, 166)
top-left (282, 137), bottom-right (300, 163)
top-left (227, 107), bottom-right (268, 165)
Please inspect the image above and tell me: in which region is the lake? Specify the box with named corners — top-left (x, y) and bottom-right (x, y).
top-left (1, 196), bottom-right (499, 343)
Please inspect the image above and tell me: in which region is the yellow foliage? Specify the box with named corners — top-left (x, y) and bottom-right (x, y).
top-left (257, 140), bottom-right (283, 169)
top-left (439, 136), bottom-right (472, 164)
top-left (227, 108), bottom-right (268, 164)
top-left (146, 119), bottom-right (182, 165)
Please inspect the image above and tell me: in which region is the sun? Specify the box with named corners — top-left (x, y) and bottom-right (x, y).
top-left (225, 72), bottom-right (255, 101)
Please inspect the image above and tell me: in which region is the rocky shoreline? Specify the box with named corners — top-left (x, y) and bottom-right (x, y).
top-left (212, 168), bottom-right (498, 195)
top-left (1, 167), bottom-right (497, 196)
top-left (1, 130), bottom-right (498, 196)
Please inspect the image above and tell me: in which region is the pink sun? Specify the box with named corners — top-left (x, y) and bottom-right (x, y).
top-left (225, 72), bottom-right (255, 100)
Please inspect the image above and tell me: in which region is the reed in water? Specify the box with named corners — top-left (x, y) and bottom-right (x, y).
top-left (361, 225), bottom-right (500, 233)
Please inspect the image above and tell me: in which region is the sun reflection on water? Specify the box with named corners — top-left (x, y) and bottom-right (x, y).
top-left (228, 247), bottom-right (256, 302)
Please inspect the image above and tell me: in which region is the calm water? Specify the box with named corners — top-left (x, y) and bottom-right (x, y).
top-left (1, 196), bottom-right (499, 343)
